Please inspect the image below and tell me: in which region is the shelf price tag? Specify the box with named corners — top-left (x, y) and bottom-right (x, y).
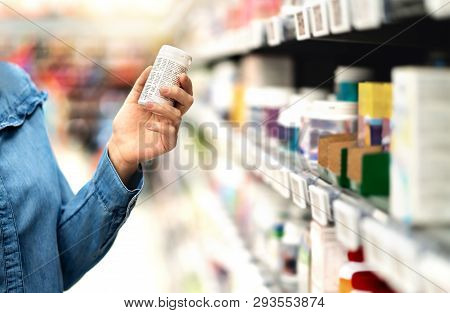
top-left (294, 7), bottom-right (312, 41)
top-left (278, 167), bottom-right (291, 199)
top-left (290, 172), bottom-right (310, 209)
top-left (419, 252), bottom-right (450, 293)
top-left (309, 0), bottom-right (330, 37)
top-left (266, 156), bottom-right (282, 191)
top-left (244, 140), bottom-right (259, 170)
top-left (360, 218), bottom-right (392, 278)
top-left (333, 199), bottom-right (361, 251)
top-left (383, 230), bottom-right (422, 293)
top-left (327, 0), bottom-right (352, 34)
top-left (266, 16), bottom-right (284, 47)
top-left (349, 0), bottom-right (384, 30)
top-left (309, 185), bottom-right (331, 226)
top-left (249, 20), bottom-right (265, 49)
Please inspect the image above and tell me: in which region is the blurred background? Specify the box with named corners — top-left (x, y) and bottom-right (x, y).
top-left (1, 0), bottom-right (450, 293)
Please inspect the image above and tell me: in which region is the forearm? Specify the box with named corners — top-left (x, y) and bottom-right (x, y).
top-left (57, 148), bottom-right (144, 289)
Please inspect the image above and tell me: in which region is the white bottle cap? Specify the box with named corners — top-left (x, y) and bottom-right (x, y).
top-left (159, 45), bottom-right (192, 68)
top-left (334, 66), bottom-right (373, 83)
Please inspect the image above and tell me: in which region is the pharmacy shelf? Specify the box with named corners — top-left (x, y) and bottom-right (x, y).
top-left (187, 18), bottom-right (450, 66)
top-left (185, 105), bottom-right (450, 293)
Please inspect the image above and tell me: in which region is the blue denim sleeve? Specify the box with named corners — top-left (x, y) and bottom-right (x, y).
top-left (56, 149), bottom-right (144, 290)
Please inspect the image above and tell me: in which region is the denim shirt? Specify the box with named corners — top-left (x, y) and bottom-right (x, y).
top-left (0, 62), bottom-right (144, 292)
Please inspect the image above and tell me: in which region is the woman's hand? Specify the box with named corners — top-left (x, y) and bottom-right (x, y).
top-left (107, 66), bottom-right (194, 185)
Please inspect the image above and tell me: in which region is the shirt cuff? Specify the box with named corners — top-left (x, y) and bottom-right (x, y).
top-left (93, 148), bottom-right (144, 211)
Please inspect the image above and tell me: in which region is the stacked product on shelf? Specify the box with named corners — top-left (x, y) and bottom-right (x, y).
top-left (187, 39), bottom-right (450, 291)
top-left (390, 67), bottom-right (450, 226)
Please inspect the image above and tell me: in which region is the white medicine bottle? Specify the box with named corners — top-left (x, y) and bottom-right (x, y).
top-left (138, 45), bottom-right (192, 106)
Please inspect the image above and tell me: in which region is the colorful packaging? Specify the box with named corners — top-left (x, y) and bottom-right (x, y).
top-left (335, 66), bottom-right (373, 102)
top-left (300, 100), bottom-right (358, 163)
top-left (277, 98), bottom-right (302, 151)
top-left (358, 82), bottom-right (392, 148)
top-left (280, 222), bottom-right (302, 292)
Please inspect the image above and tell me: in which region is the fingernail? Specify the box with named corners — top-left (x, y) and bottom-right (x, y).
top-left (160, 87), bottom-right (169, 95)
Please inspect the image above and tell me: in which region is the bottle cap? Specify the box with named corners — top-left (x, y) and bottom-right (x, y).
top-left (159, 45), bottom-right (192, 68)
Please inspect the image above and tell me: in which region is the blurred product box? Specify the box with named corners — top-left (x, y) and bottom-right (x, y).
top-left (318, 133), bottom-right (357, 187)
top-left (300, 100), bottom-right (358, 163)
top-left (391, 67), bottom-right (450, 225)
top-left (240, 55), bottom-right (294, 87)
top-left (279, 221), bottom-right (302, 292)
top-left (310, 221), bottom-right (346, 292)
top-left (297, 221), bottom-right (313, 292)
top-left (347, 146), bottom-right (390, 196)
top-left (383, 0), bottom-right (426, 22)
top-left (358, 82), bottom-right (392, 148)
top-left (335, 66), bottom-right (374, 102)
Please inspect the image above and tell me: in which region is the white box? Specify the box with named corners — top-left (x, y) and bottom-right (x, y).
top-left (391, 67), bottom-right (450, 225)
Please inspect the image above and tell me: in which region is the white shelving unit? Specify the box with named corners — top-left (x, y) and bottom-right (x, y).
top-left (183, 2), bottom-right (450, 66)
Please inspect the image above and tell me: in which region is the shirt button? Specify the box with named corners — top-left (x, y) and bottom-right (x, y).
top-left (0, 198), bottom-right (7, 209)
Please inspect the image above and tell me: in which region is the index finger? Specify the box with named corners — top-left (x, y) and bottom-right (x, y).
top-left (179, 73), bottom-right (193, 97)
top-left (128, 66), bottom-right (152, 102)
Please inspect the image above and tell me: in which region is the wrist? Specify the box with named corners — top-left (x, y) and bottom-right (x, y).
top-left (107, 137), bottom-right (139, 185)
